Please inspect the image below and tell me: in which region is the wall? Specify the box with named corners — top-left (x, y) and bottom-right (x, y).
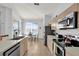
top-left (0, 5), bottom-right (22, 39)
top-left (44, 15), bottom-right (52, 26)
top-left (0, 5), bottom-right (13, 39)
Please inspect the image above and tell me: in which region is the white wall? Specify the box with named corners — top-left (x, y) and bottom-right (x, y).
top-left (0, 5), bottom-right (13, 39)
top-left (44, 15), bottom-right (52, 26)
top-left (0, 5), bottom-right (22, 39)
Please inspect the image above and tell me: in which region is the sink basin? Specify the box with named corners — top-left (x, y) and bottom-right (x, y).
top-left (11, 36), bottom-right (24, 40)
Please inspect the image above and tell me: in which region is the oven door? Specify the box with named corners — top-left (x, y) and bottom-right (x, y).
top-left (55, 45), bottom-right (65, 56)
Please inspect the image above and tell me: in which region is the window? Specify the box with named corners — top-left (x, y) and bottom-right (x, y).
top-left (24, 22), bottom-right (38, 36)
top-left (13, 21), bottom-right (19, 32)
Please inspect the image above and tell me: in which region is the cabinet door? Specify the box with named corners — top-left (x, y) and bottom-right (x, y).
top-left (24, 38), bottom-right (28, 52)
top-left (20, 38), bottom-right (28, 56)
top-left (47, 36), bottom-right (53, 54)
top-left (23, 38), bottom-right (28, 54)
top-left (20, 39), bottom-right (25, 56)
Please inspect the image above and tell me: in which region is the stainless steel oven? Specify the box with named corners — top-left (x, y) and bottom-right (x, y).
top-left (55, 44), bottom-right (65, 56)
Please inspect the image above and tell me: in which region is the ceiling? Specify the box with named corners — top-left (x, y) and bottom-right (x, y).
top-left (0, 3), bottom-right (73, 19)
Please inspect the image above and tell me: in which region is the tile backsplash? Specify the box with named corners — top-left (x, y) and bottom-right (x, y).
top-left (57, 29), bottom-right (79, 41)
top-left (57, 29), bottom-right (79, 36)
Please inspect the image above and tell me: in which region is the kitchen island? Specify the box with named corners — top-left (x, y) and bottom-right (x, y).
top-left (0, 36), bottom-right (28, 56)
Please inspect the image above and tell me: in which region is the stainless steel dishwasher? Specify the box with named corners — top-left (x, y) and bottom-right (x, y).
top-left (3, 42), bottom-right (20, 56)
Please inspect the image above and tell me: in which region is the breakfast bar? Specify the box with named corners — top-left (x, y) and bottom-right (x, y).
top-left (0, 36), bottom-right (28, 56)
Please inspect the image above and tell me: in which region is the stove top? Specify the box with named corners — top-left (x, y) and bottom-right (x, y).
top-left (53, 39), bottom-right (79, 49)
top-left (58, 40), bottom-right (79, 47)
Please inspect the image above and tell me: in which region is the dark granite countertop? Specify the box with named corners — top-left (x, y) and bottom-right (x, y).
top-left (11, 36), bottom-right (25, 40)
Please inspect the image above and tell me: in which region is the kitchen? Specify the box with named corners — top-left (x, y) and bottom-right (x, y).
top-left (0, 3), bottom-right (79, 56)
top-left (47, 3), bottom-right (79, 56)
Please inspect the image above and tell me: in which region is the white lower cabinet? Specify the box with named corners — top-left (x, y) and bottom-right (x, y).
top-left (47, 35), bottom-right (54, 54)
top-left (20, 37), bottom-right (28, 56)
